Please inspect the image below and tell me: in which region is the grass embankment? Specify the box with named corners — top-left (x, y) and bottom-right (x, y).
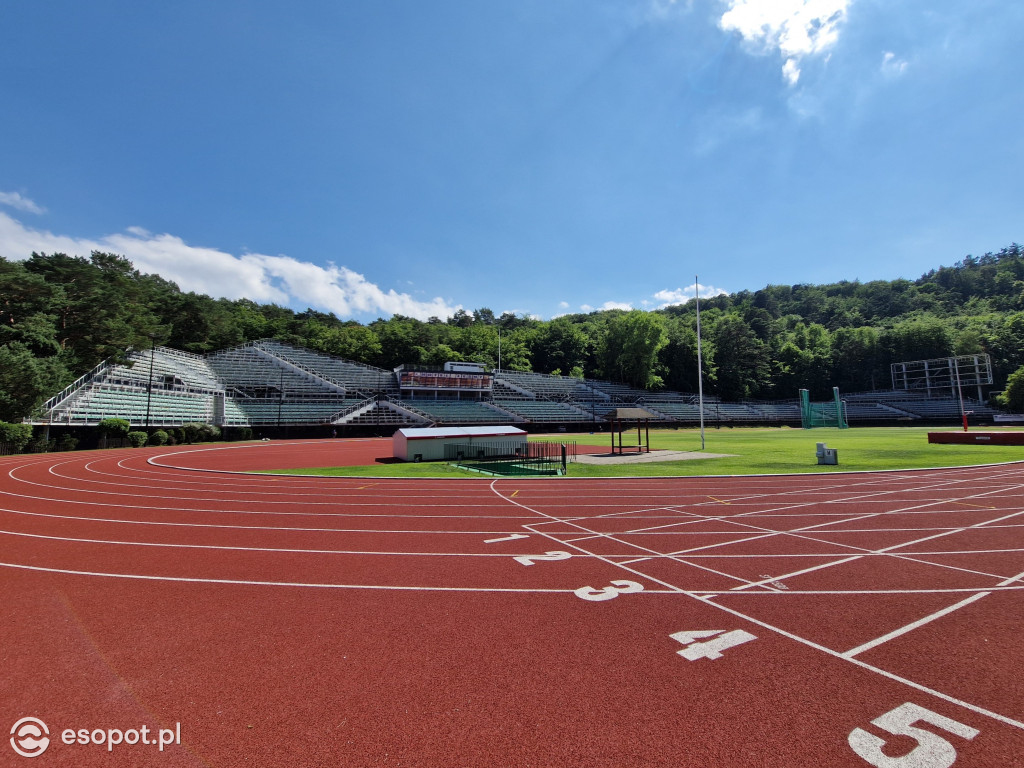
top-left (264, 426), bottom-right (1024, 478)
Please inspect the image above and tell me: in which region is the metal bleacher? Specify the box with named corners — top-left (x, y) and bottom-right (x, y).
top-left (397, 399), bottom-right (515, 425)
top-left (492, 399), bottom-right (594, 424)
top-left (45, 347), bottom-right (223, 426)
top-left (36, 342), bottom-right (1009, 429)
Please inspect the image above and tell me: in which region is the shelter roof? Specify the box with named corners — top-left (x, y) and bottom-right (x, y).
top-left (603, 407), bottom-right (657, 420)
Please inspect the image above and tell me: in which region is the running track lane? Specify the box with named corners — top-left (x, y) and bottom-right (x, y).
top-left (2, 441), bottom-right (1024, 766)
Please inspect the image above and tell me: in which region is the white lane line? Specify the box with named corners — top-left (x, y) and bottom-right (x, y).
top-left (489, 473), bottom-right (1024, 733)
top-left (0, 505), bottom-right (531, 536)
top-left (724, 506), bottom-right (1024, 591)
top-left (688, 586), bottom-right (1024, 732)
top-left (504, 506), bottom-right (782, 592)
top-left (0, 528), bottom-right (592, 558)
top-left (0, 488), bottom-right (535, 519)
top-left (842, 592), bottom-right (992, 659)
top-left (0, 559), bottom-right (587, 594)
top-left (842, 567), bottom-right (1024, 658)
top-left (8, 463), bottom-right (506, 506)
top-left (497, 473), bottom-right (1024, 592)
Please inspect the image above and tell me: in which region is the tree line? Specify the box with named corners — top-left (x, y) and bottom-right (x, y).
top-left (3, 244), bottom-right (1024, 422)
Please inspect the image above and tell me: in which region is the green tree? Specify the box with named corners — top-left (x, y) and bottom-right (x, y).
top-left (882, 316), bottom-right (953, 365)
top-left (830, 327), bottom-right (881, 392)
top-left (599, 311), bottom-right (668, 389)
top-left (0, 422), bottom-right (33, 451)
top-left (0, 343), bottom-right (70, 421)
top-left (532, 318), bottom-right (589, 376)
top-left (712, 314), bottom-right (770, 400)
top-left (659, 316), bottom-right (712, 393)
top-left (304, 321), bottom-right (382, 363)
top-left (1000, 366), bottom-right (1024, 413)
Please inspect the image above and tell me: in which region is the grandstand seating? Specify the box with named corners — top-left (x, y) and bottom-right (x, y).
top-left (397, 399), bottom-right (515, 425)
top-left (103, 348), bottom-right (223, 393)
top-left (338, 401), bottom-right (430, 428)
top-left (34, 343), bottom-right (1011, 430)
top-left (586, 380), bottom-right (650, 401)
top-left (494, 371), bottom-right (589, 400)
top-left (644, 402), bottom-right (705, 422)
top-left (493, 399), bottom-right (593, 423)
top-left (252, 340), bottom-right (398, 395)
top-left (231, 398), bottom-right (366, 425)
top-left (52, 387), bottom-right (213, 426)
top-left (207, 346), bottom-right (344, 397)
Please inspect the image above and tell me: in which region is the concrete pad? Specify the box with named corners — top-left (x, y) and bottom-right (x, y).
top-left (574, 449), bottom-right (733, 465)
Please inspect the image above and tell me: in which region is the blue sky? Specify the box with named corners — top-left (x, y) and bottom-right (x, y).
top-left (1, 0), bottom-right (1021, 321)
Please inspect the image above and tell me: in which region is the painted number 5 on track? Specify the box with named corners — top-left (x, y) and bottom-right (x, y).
top-left (849, 703), bottom-right (979, 768)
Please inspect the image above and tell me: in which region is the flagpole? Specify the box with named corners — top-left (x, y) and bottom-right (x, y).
top-left (695, 275), bottom-right (705, 451)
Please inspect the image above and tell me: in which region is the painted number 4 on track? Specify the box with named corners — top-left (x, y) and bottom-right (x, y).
top-left (669, 629), bottom-right (757, 661)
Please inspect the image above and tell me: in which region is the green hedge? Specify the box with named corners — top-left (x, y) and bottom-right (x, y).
top-left (147, 429), bottom-right (169, 446)
top-left (98, 418), bottom-right (131, 437)
top-left (127, 431), bottom-right (149, 448)
top-left (0, 422), bottom-right (33, 451)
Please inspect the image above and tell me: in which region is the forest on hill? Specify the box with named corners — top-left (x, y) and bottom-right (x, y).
top-left (2, 244), bottom-right (1024, 422)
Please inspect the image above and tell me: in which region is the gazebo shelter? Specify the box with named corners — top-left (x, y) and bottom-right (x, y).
top-left (604, 407), bottom-right (656, 455)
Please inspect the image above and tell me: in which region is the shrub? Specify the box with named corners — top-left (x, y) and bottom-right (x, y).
top-left (183, 422), bottom-right (220, 443)
top-left (0, 422), bottom-right (33, 451)
top-left (171, 428), bottom-right (186, 444)
top-left (238, 427), bottom-right (253, 441)
top-left (98, 418), bottom-right (131, 438)
top-left (26, 436), bottom-right (56, 453)
top-left (127, 431), bottom-right (149, 448)
top-left (56, 433), bottom-right (79, 452)
top-left (148, 430), bottom-right (169, 446)
top-left (197, 424), bottom-right (221, 442)
top-left (182, 423), bottom-right (202, 444)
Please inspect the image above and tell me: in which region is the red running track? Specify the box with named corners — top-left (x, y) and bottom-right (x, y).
top-left (3, 439), bottom-right (1024, 766)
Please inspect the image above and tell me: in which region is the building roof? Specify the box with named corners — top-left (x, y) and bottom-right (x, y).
top-left (395, 426), bottom-right (527, 440)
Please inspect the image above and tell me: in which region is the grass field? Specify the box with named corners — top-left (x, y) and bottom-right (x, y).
top-left (268, 426), bottom-right (1024, 478)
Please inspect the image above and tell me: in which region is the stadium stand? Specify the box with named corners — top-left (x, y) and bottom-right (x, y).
top-left (492, 399), bottom-right (594, 424)
top-left (32, 341), bottom-right (1008, 430)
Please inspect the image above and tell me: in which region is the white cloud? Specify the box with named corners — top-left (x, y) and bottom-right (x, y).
top-left (580, 301), bottom-right (633, 313)
top-left (653, 283), bottom-right (728, 307)
top-left (881, 51), bottom-right (908, 78)
top-left (719, 0), bottom-right (850, 86)
top-left (0, 191), bottom-right (45, 215)
top-left (0, 211), bottom-right (461, 322)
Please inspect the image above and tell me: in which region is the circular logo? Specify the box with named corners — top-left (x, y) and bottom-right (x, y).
top-left (10, 718), bottom-right (49, 759)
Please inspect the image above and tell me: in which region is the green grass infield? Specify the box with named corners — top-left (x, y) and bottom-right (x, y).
top-left (263, 426), bottom-right (1024, 478)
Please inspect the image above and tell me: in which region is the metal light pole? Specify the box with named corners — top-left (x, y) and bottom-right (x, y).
top-left (145, 334), bottom-right (157, 429)
top-left (954, 357), bottom-right (969, 431)
top-left (277, 365), bottom-right (284, 430)
top-left (695, 276), bottom-right (705, 451)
